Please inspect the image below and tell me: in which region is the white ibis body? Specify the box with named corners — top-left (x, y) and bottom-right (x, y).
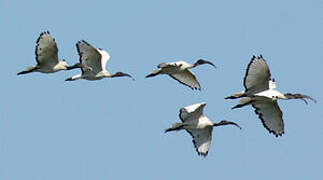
top-left (17, 31), bottom-right (76, 75)
top-left (165, 102), bottom-right (241, 157)
top-left (66, 40), bottom-right (134, 81)
top-left (146, 59), bottom-right (215, 90)
top-left (225, 55), bottom-right (316, 137)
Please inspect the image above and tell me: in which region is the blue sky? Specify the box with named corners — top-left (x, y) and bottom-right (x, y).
top-left (1, 0), bottom-right (322, 179)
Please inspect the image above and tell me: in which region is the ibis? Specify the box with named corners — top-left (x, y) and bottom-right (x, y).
top-left (145, 59), bottom-right (215, 90)
top-left (225, 55), bottom-right (316, 137)
top-left (17, 31), bottom-right (76, 75)
top-left (66, 40), bottom-right (134, 81)
top-left (165, 102), bottom-right (241, 157)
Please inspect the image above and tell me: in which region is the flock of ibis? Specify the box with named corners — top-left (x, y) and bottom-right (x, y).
top-left (17, 31), bottom-right (316, 157)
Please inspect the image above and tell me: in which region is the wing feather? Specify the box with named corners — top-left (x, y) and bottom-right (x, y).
top-left (170, 70), bottom-right (201, 90)
top-left (244, 55), bottom-right (271, 94)
top-left (158, 63), bottom-right (178, 68)
top-left (97, 48), bottom-right (110, 71)
top-left (76, 41), bottom-right (102, 74)
top-left (179, 103), bottom-right (206, 123)
top-left (35, 31), bottom-right (59, 66)
top-left (186, 128), bottom-right (212, 156)
top-left (252, 99), bottom-right (284, 137)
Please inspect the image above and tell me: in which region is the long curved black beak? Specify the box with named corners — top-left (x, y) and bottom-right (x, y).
top-left (213, 120), bottom-right (242, 129)
top-left (284, 93), bottom-right (317, 104)
top-left (194, 59), bottom-right (216, 68)
top-left (112, 72), bottom-right (135, 80)
top-left (125, 73), bottom-right (135, 81)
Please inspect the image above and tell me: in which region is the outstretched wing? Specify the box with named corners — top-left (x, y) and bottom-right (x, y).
top-left (186, 128), bottom-right (212, 157)
top-left (97, 48), bottom-right (111, 71)
top-left (284, 93), bottom-right (317, 104)
top-left (252, 99), bottom-right (284, 137)
top-left (170, 70), bottom-right (201, 90)
top-left (244, 55), bottom-right (271, 94)
top-left (175, 103), bottom-right (212, 156)
top-left (157, 62), bottom-right (178, 68)
top-left (35, 31), bottom-right (59, 66)
top-left (76, 40), bottom-right (103, 74)
top-left (179, 103), bottom-right (206, 124)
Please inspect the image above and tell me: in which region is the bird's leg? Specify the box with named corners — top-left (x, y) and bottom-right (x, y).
top-left (145, 70), bottom-right (161, 78)
top-left (164, 123), bottom-right (184, 133)
top-left (17, 66), bottom-right (37, 75)
top-left (67, 63), bottom-right (92, 71)
top-left (65, 74), bottom-right (82, 81)
top-left (232, 97), bottom-right (252, 109)
top-left (225, 91), bottom-right (246, 99)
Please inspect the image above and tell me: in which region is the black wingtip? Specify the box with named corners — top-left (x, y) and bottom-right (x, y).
top-left (190, 86), bottom-right (201, 91)
top-left (197, 152), bottom-right (208, 157)
top-left (273, 131), bottom-right (284, 138)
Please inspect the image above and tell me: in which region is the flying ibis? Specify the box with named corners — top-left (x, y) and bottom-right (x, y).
top-left (17, 31), bottom-right (77, 75)
top-left (145, 59), bottom-right (215, 90)
top-left (225, 55), bottom-right (316, 137)
top-left (165, 102), bottom-right (241, 157)
top-left (66, 40), bottom-right (134, 81)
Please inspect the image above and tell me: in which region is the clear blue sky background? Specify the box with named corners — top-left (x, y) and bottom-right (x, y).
top-left (0, 0), bottom-right (322, 179)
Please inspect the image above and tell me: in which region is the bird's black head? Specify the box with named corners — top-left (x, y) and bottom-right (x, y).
top-left (194, 59), bottom-right (216, 68)
top-left (113, 72), bottom-right (135, 80)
